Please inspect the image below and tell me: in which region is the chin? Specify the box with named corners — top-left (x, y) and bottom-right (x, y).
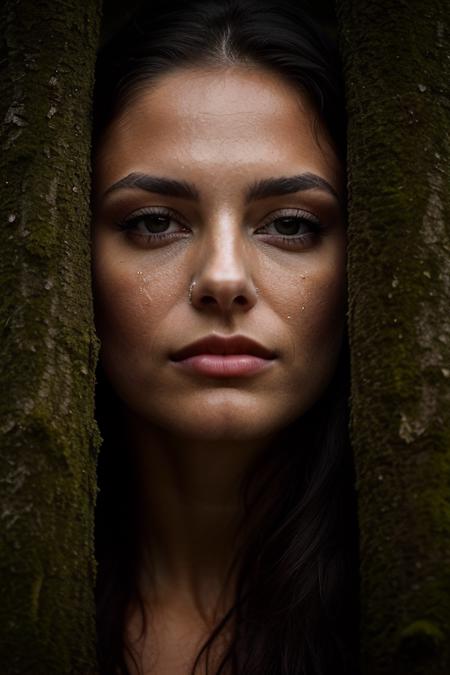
top-left (148, 393), bottom-right (301, 444)
top-left (175, 417), bottom-right (274, 443)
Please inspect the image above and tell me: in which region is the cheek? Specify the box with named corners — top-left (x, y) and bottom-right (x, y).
top-left (300, 271), bottom-right (346, 345)
top-left (92, 245), bottom-right (182, 362)
top-left (264, 246), bottom-right (346, 345)
top-left (304, 239), bottom-right (346, 337)
top-left (273, 254), bottom-right (347, 398)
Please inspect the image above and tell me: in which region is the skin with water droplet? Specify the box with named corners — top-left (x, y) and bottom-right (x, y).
top-left (91, 68), bottom-right (348, 666)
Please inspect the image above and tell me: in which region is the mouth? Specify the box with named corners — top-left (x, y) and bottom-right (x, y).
top-left (170, 334), bottom-right (277, 378)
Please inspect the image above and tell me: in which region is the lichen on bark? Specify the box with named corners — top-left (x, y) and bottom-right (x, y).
top-left (0, 1), bottom-right (102, 673)
top-left (336, 1), bottom-right (450, 674)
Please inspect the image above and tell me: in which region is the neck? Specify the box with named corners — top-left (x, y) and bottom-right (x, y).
top-left (122, 407), bottom-right (276, 618)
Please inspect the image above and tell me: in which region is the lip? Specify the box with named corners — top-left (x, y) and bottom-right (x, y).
top-left (170, 334), bottom-right (277, 378)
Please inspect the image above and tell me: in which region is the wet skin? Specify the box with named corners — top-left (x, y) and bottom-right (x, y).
top-left (92, 65), bottom-right (347, 674)
top-left (92, 66), bottom-right (347, 446)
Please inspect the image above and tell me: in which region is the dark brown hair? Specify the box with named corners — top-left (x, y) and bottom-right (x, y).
top-left (93, 2), bottom-right (359, 673)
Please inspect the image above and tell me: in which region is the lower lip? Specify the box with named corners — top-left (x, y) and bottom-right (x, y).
top-left (172, 354), bottom-right (275, 377)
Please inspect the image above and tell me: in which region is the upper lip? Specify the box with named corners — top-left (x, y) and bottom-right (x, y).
top-left (170, 334), bottom-right (277, 361)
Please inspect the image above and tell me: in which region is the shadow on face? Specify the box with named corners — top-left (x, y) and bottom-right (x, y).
top-left (91, 65), bottom-right (347, 444)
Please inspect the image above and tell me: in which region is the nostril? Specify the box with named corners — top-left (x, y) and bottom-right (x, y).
top-left (196, 291), bottom-right (254, 310)
top-left (200, 295), bottom-right (217, 305)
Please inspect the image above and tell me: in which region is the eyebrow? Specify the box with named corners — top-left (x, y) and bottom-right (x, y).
top-left (102, 171), bottom-right (339, 203)
top-left (246, 173), bottom-right (340, 202)
top-left (102, 172), bottom-right (200, 201)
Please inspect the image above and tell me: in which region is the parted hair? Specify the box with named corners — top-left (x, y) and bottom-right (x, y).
top-left (93, 2), bottom-right (359, 674)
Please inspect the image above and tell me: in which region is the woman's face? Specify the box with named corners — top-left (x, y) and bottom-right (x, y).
top-left (92, 66), bottom-right (346, 442)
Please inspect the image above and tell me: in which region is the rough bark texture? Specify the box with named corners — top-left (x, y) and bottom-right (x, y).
top-left (0, 1), bottom-right (102, 673)
top-left (336, 1), bottom-right (450, 674)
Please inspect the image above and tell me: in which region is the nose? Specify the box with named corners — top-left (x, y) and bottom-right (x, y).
top-left (190, 225), bottom-right (258, 315)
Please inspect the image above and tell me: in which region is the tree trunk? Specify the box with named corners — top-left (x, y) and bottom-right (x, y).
top-left (0, 1), bottom-right (102, 673)
top-left (335, 1), bottom-right (450, 674)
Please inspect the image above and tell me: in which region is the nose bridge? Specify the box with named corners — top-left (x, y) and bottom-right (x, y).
top-left (191, 212), bottom-right (258, 313)
top-left (203, 217), bottom-right (248, 279)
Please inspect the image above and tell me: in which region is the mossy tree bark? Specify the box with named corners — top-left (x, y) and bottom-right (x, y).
top-left (336, 1), bottom-right (450, 674)
top-left (0, 1), bottom-right (102, 673)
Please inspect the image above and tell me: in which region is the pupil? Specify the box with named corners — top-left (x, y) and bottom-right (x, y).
top-left (274, 218), bottom-right (302, 235)
top-left (143, 215), bottom-right (170, 233)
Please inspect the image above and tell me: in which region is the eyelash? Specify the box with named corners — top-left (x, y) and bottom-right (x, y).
top-left (117, 206), bottom-right (323, 249)
top-left (257, 209), bottom-right (322, 247)
top-left (117, 207), bottom-right (190, 245)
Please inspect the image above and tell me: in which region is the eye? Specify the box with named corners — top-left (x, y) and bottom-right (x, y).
top-left (117, 207), bottom-right (190, 246)
top-left (255, 209), bottom-right (323, 249)
top-left (132, 213), bottom-right (173, 233)
top-left (271, 216), bottom-right (314, 236)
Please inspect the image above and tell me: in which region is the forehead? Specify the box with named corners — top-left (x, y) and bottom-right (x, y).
top-left (96, 66), bottom-right (342, 193)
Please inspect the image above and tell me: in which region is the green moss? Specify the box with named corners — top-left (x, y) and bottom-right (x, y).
top-left (0, 0), bottom-right (102, 673)
top-left (30, 574), bottom-right (44, 622)
top-left (336, 0), bottom-right (450, 673)
top-left (399, 620), bottom-right (445, 645)
top-left (397, 621), bottom-right (445, 665)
